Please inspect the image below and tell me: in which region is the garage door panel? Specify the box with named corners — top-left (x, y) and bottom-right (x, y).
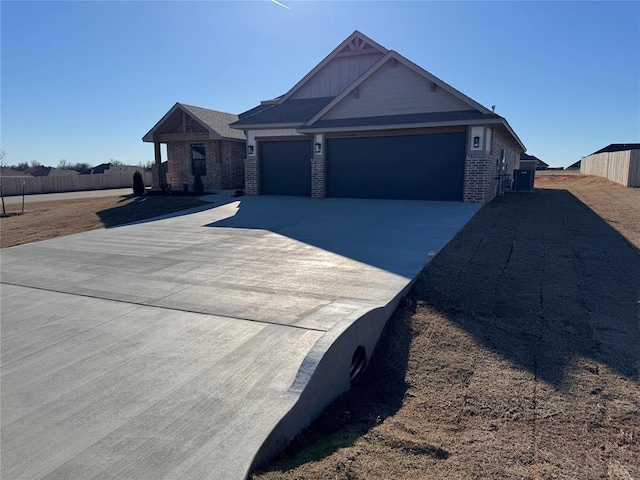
top-left (260, 140), bottom-right (311, 196)
top-left (327, 133), bottom-right (466, 200)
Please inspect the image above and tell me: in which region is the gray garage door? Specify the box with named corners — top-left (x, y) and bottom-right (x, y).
top-left (326, 132), bottom-right (466, 200)
top-left (260, 139), bottom-right (312, 196)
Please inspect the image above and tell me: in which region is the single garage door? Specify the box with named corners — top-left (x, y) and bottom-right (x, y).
top-left (260, 139), bottom-right (312, 196)
top-left (326, 132), bottom-right (466, 200)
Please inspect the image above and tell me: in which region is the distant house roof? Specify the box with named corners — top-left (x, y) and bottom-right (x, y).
top-left (520, 152), bottom-right (548, 170)
top-left (566, 160), bottom-right (581, 169)
top-left (142, 103), bottom-right (245, 142)
top-left (0, 167), bottom-right (31, 177)
top-left (591, 143), bottom-right (640, 155)
top-left (82, 163), bottom-right (145, 175)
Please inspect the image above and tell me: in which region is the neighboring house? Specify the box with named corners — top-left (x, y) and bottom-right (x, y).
top-left (0, 167), bottom-right (31, 177)
top-left (143, 103), bottom-right (246, 192)
top-left (520, 153), bottom-right (549, 171)
top-left (81, 163), bottom-right (146, 176)
top-left (581, 144), bottom-right (640, 187)
top-left (566, 160), bottom-right (581, 170)
top-left (519, 153), bottom-right (539, 171)
top-left (230, 30), bottom-right (525, 202)
top-left (29, 166), bottom-right (79, 177)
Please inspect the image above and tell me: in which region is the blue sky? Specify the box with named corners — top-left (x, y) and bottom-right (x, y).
top-left (1, 0), bottom-right (638, 168)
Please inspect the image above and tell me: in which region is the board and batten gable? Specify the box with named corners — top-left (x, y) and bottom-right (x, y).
top-left (290, 53), bottom-right (383, 100)
top-left (320, 60), bottom-right (472, 121)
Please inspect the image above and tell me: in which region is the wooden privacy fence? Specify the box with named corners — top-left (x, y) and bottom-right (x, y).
top-left (581, 150), bottom-right (640, 187)
top-left (0, 172), bottom-right (152, 196)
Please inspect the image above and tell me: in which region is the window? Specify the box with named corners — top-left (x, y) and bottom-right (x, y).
top-left (191, 144), bottom-right (206, 176)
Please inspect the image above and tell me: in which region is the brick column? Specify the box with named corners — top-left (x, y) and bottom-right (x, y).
top-left (463, 153), bottom-right (491, 203)
top-left (244, 157), bottom-right (259, 195)
top-left (311, 157), bottom-right (326, 198)
top-left (311, 134), bottom-right (326, 199)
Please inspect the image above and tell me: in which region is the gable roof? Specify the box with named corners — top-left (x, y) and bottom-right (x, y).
top-left (520, 153), bottom-right (548, 167)
top-left (279, 30), bottom-right (388, 104)
top-left (305, 50), bottom-right (492, 127)
top-left (230, 31), bottom-right (525, 150)
top-left (230, 97), bottom-right (335, 128)
top-left (591, 143), bottom-right (640, 154)
top-left (143, 103), bottom-right (245, 142)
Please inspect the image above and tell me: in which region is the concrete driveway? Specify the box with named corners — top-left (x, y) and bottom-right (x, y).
top-left (1, 196), bottom-right (480, 479)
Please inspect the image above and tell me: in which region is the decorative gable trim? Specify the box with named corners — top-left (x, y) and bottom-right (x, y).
top-left (143, 103), bottom-right (218, 142)
top-left (305, 51), bottom-right (492, 127)
top-left (278, 30), bottom-right (388, 104)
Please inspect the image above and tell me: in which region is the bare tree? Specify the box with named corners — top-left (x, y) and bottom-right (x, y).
top-left (58, 159), bottom-right (68, 169)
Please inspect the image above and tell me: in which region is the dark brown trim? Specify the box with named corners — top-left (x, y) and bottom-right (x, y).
top-left (157, 133), bottom-right (210, 143)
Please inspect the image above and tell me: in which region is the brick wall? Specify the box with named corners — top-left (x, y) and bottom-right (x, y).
top-left (245, 157), bottom-right (259, 195)
top-left (463, 128), bottom-right (521, 203)
top-left (311, 157), bottom-right (326, 198)
top-left (167, 140), bottom-right (245, 193)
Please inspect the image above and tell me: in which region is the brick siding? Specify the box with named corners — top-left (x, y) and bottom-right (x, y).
top-left (463, 128), bottom-right (521, 203)
top-left (244, 157), bottom-right (259, 195)
top-left (311, 157), bottom-right (326, 198)
top-left (166, 140), bottom-right (245, 193)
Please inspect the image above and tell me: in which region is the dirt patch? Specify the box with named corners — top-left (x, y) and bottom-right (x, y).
top-left (0, 195), bottom-right (207, 248)
top-left (252, 177), bottom-right (640, 479)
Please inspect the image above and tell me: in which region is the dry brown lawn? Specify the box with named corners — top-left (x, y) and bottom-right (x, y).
top-left (0, 195), bottom-right (206, 248)
top-left (1, 178), bottom-right (638, 479)
top-left (252, 174), bottom-right (640, 480)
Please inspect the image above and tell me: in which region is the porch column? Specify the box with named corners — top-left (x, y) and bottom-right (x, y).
top-left (152, 141), bottom-right (166, 191)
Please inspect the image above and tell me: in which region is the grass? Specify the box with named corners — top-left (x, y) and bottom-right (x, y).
top-left (0, 194), bottom-right (207, 248)
top-left (251, 173), bottom-right (640, 480)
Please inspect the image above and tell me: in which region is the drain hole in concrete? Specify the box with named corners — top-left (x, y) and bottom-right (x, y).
top-left (350, 346), bottom-right (367, 383)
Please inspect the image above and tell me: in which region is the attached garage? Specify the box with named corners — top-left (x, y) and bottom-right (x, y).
top-left (231, 31), bottom-right (526, 203)
top-left (326, 132), bottom-right (466, 201)
top-left (259, 139), bottom-right (312, 196)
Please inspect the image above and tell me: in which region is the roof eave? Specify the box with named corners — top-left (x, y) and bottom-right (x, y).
top-left (298, 117), bottom-right (505, 134)
top-left (230, 122), bottom-right (307, 130)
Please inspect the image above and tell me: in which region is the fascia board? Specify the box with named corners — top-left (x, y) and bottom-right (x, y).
top-left (298, 118), bottom-right (504, 134)
top-left (142, 102), bottom-right (182, 142)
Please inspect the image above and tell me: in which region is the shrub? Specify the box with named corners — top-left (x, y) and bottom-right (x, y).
top-left (132, 171), bottom-right (145, 196)
top-left (193, 175), bottom-right (204, 195)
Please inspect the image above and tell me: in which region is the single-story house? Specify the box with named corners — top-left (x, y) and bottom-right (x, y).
top-left (231, 30), bottom-right (525, 203)
top-left (566, 160), bottom-right (581, 170)
top-left (143, 103), bottom-right (246, 192)
top-left (81, 163), bottom-right (144, 176)
top-left (581, 144), bottom-right (640, 187)
top-left (519, 153), bottom-right (540, 171)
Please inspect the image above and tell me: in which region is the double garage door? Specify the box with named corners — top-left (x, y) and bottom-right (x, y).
top-left (260, 132), bottom-right (466, 201)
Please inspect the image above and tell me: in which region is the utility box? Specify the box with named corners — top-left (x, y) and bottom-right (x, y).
top-left (514, 169), bottom-right (535, 191)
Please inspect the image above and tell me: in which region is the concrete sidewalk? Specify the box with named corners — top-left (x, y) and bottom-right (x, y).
top-left (0, 196), bottom-right (480, 479)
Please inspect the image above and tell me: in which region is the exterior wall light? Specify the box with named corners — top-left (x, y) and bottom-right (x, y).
top-left (315, 142), bottom-right (322, 154)
top-left (248, 145), bottom-right (254, 155)
top-left (473, 136), bottom-right (480, 148)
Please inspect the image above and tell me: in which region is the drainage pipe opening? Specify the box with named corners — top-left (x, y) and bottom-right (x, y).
top-left (350, 346), bottom-right (367, 383)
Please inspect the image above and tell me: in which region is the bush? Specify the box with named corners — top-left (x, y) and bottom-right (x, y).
top-left (193, 175), bottom-right (204, 195)
top-left (132, 171), bottom-right (145, 196)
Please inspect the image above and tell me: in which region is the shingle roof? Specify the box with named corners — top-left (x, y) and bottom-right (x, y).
top-left (179, 104), bottom-right (245, 140)
top-left (231, 97), bottom-right (335, 128)
top-left (299, 110), bottom-right (501, 130)
top-left (592, 143), bottom-right (640, 154)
